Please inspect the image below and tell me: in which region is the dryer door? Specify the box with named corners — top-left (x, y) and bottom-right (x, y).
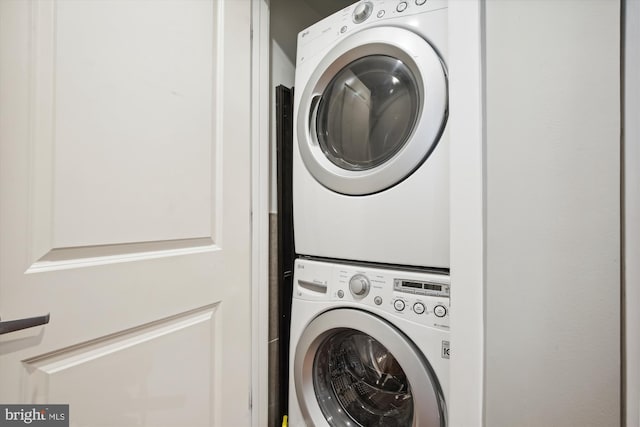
top-left (293, 309), bottom-right (446, 427)
top-left (297, 26), bottom-right (447, 195)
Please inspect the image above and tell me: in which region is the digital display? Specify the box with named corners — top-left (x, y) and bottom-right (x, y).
top-left (395, 279), bottom-right (448, 296)
top-left (402, 281), bottom-right (423, 289)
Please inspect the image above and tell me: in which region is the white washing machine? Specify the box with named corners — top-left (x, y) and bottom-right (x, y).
top-left (289, 258), bottom-right (450, 426)
top-left (293, 0), bottom-right (449, 269)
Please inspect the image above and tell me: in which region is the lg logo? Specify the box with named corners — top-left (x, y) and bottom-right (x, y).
top-left (442, 341), bottom-right (450, 359)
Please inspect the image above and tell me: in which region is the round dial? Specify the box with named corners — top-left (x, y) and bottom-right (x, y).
top-left (352, 2), bottom-right (373, 23)
top-left (349, 274), bottom-right (370, 297)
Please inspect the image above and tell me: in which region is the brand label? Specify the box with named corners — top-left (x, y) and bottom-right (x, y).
top-left (0, 405), bottom-right (68, 426)
top-left (442, 340), bottom-right (450, 359)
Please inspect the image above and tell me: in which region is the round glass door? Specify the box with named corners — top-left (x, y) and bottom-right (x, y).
top-left (313, 329), bottom-right (413, 427)
top-left (296, 26), bottom-right (448, 195)
top-left (293, 309), bottom-right (446, 427)
top-left (316, 55), bottom-right (419, 172)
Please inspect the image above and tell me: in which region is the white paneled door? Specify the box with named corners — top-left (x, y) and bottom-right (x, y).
top-left (0, 1), bottom-right (252, 426)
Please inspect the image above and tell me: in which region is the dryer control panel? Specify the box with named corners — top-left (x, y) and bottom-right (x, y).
top-left (296, 0), bottom-right (448, 67)
top-left (294, 258), bottom-right (450, 330)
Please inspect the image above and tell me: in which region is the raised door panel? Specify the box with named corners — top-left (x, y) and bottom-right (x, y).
top-left (28, 0), bottom-right (218, 267)
top-left (24, 306), bottom-right (217, 426)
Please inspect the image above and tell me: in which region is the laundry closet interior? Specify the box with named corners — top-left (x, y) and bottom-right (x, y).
top-left (268, 0), bottom-right (452, 426)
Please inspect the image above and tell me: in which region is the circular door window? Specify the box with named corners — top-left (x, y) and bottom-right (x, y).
top-left (293, 309), bottom-right (446, 427)
top-left (297, 26), bottom-right (447, 195)
top-left (313, 330), bottom-right (413, 426)
top-left (316, 55), bottom-right (419, 172)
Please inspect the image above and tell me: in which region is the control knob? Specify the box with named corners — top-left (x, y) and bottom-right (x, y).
top-left (352, 2), bottom-right (374, 23)
top-left (349, 274), bottom-right (370, 298)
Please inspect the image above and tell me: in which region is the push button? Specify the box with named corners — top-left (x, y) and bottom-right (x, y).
top-left (434, 305), bottom-right (447, 317)
top-left (413, 302), bottom-right (425, 314)
top-left (397, 2), bottom-right (408, 12)
top-left (393, 300), bottom-right (406, 311)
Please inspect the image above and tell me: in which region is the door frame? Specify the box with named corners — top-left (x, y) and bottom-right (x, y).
top-left (447, 2), bottom-right (485, 426)
top-left (251, 0), bottom-right (270, 426)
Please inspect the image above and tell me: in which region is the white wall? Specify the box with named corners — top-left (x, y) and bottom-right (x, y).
top-left (625, 0), bottom-right (640, 425)
top-left (483, 1), bottom-right (620, 426)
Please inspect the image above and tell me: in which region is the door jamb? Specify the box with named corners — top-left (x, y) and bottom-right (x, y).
top-left (623, 0), bottom-right (639, 424)
top-left (448, 1), bottom-right (485, 426)
top-left (250, 0), bottom-right (270, 426)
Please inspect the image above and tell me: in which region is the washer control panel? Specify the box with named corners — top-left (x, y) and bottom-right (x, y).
top-left (294, 259), bottom-right (450, 330)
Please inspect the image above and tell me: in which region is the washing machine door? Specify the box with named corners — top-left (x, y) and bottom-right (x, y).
top-left (297, 26), bottom-right (447, 195)
top-left (294, 309), bottom-right (446, 427)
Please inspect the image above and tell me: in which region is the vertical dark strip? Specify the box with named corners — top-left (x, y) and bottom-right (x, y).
top-left (276, 84), bottom-right (295, 422)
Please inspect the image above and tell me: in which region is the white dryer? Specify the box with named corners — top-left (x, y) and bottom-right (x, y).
top-left (293, 0), bottom-right (449, 269)
top-left (289, 258), bottom-right (450, 426)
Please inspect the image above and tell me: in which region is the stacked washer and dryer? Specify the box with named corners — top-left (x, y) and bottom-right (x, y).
top-left (289, 1), bottom-right (450, 426)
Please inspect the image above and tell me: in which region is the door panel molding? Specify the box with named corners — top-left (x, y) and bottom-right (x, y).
top-left (26, 237), bottom-right (218, 274)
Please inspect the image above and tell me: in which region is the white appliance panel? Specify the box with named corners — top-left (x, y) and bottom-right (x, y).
top-left (293, 0), bottom-right (449, 268)
top-left (289, 258), bottom-right (450, 426)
